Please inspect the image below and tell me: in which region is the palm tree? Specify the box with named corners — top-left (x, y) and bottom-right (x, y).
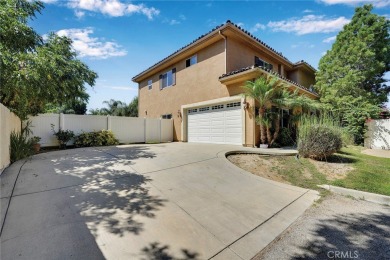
top-left (243, 76), bottom-right (286, 145)
top-left (243, 75), bottom-right (318, 147)
top-left (102, 99), bottom-right (126, 116)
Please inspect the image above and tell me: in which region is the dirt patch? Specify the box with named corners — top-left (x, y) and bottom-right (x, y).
top-left (227, 154), bottom-right (291, 184)
top-left (309, 158), bottom-right (354, 180)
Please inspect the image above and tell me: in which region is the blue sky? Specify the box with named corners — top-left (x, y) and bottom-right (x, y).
top-left (30, 0), bottom-right (390, 110)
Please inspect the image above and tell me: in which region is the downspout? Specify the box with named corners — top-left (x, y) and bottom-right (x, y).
top-left (218, 31), bottom-right (227, 74)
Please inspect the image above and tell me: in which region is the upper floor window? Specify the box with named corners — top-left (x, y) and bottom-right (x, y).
top-left (255, 56), bottom-right (273, 71)
top-left (159, 68), bottom-right (176, 89)
top-left (147, 79), bottom-right (152, 90)
top-left (186, 55), bottom-right (197, 68)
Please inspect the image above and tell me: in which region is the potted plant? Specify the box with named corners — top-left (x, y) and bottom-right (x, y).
top-left (31, 136), bottom-right (41, 153)
top-left (51, 124), bottom-right (75, 149)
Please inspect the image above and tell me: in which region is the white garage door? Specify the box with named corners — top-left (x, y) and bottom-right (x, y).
top-left (187, 101), bottom-right (242, 145)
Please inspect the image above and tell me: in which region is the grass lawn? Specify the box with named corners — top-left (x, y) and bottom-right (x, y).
top-left (228, 145), bottom-right (390, 196)
top-left (330, 146), bottom-right (390, 196)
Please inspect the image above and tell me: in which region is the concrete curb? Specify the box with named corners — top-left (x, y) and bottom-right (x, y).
top-left (318, 185), bottom-right (390, 206)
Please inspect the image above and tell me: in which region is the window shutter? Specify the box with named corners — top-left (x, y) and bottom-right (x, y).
top-left (172, 68), bottom-right (176, 85)
top-left (159, 74), bottom-right (163, 90)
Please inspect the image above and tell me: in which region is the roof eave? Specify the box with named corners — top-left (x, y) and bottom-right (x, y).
top-left (219, 66), bottom-right (319, 99)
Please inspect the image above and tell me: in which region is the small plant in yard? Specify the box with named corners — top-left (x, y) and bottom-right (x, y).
top-left (10, 121), bottom-right (34, 162)
top-left (31, 136), bottom-right (41, 153)
top-left (51, 124), bottom-right (75, 149)
top-left (277, 127), bottom-right (295, 147)
top-left (74, 130), bottom-right (119, 147)
top-left (297, 115), bottom-right (343, 160)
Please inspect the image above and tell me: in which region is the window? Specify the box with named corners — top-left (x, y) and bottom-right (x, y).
top-left (199, 107), bottom-right (209, 112)
top-left (212, 104), bottom-right (224, 110)
top-left (186, 55), bottom-right (197, 68)
top-left (188, 109), bottom-right (197, 114)
top-left (255, 56), bottom-right (273, 71)
top-left (162, 114), bottom-right (172, 119)
top-left (281, 109), bottom-right (290, 128)
top-left (159, 68), bottom-right (176, 89)
top-left (147, 79), bottom-right (152, 90)
top-left (227, 102), bottom-right (241, 108)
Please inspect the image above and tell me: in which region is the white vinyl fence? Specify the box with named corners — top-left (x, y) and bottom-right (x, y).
top-left (28, 114), bottom-right (173, 147)
top-left (365, 119), bottom-right (390, 150)
top-left (0, 103), bottom-right (21, 173)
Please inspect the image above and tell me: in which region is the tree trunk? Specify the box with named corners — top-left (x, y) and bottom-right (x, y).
top-left (259, 108), bottom-right (266, 144)
top-left (270, 113), bottom-right (281, 146)
top-left (266, 124), bottom-right (272, 145)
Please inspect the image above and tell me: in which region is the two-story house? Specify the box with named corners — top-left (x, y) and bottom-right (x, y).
top-left (132, 20), bottom-right (318, 147)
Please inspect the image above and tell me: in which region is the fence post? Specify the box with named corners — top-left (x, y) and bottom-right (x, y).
top-left (159, 118), bottom-right (162, 143)
top-left (144, 118), bottom-right (146, 143)
top-left (59, 113), bottom-right (64, 130)
top-left (107, 115), bottom-right (111, 130)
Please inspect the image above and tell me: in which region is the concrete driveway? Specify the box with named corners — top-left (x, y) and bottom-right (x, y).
top-left (0, 143), bottom-right (318, 260)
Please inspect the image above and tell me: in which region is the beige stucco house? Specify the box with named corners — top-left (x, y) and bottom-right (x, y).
top-left (132, 20), bottom-right (318, 147)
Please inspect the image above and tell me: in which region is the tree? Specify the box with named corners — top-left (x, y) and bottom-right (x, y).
top-left (0, 0), bottom-right (97, 119)
top-left (89, 97), bottom-right (138, 117)
top-left (315, 4), bottom-right (389, 143)
top-left (242, 76), bottom-right (317, 146)
top-left (126, 96), bottom-right (138, 117)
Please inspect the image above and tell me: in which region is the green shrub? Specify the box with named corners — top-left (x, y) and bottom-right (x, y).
top-left (10, 131), bottom-right (34, 162)
top-left (74, 130), bottom-right (119, 147)
top-left (51, 124), bottom-right (75, 149)
top-left (297, 115), bottom-right (343, 160)
top-left (10, 122), bottom-right (35, 163)
top-left (277, 127), bottom-right (296, 147)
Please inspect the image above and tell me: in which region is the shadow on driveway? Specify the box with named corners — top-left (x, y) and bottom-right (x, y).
top-left (292, 212), bottom-right (390, 259)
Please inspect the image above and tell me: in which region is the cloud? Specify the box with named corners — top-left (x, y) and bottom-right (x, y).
top-left (169, 19), bottom-right (180, 25)
top-left (291, 42), bottom-right (315, 49)
top-left (68, 0), bottom-right (160, 19)
top-left (250, 23), bottom-right (266, 32)
top-left (303, 9), bottom-right (313, 13)
top-left (319, 0), bottom-right (390, 8)
top-left (267, 15), bottom-right (350, 35)
top-left (74, 10), bottom-right (85, 19)
top-left (40, 0), bottom-right (58, 3)
top-left (56, 28), bottom-right (127, 59)
top-left (179, 14), bottom-right (186, 21)
top-left (236, 22), bottom-right (245, 27)
top-left (323, 35), bottom-right (337, 43)
top-left (110, 86), bottom-right (137, 91)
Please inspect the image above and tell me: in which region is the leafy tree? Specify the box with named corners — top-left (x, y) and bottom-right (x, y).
top-left (242, 76), bottom-right (318, 146)
top-left (45, 91), bottom-right (89, 115)
top-left (0, 0), bottom-right (97, 119)
top-left (315, 4), bottom-right (390, 143)
top-left (126, 96), bottom-right (138, 117)
top-left (89, 96), bottom-right (138, 117)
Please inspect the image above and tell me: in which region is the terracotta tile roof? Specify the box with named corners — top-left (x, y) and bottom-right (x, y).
top-left (219, 65), bottom-right (318, 96)
top-left (293, 60), bottom-right (317, 72)
top-left (132, 20), bottom-right (316, 81)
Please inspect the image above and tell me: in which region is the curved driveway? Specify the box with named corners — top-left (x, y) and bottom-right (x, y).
top-left (0, 143), bottom-right (318, 260)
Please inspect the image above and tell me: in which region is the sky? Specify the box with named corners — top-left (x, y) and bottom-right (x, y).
top-left (29, 0), bottom-right (390, 110)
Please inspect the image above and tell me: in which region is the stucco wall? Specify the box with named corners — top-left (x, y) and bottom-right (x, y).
top-left (139, 40), bottom-right (232, 141)
top-left (287, 69), bottom-right (315, 88)
top-left (226, 38), bottom-right (283, 76)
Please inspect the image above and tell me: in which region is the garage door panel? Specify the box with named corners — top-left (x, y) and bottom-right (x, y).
top-left (226, 128), bottom-right (241, 133)
top-left (188, 104), bottom-right (242, 145)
